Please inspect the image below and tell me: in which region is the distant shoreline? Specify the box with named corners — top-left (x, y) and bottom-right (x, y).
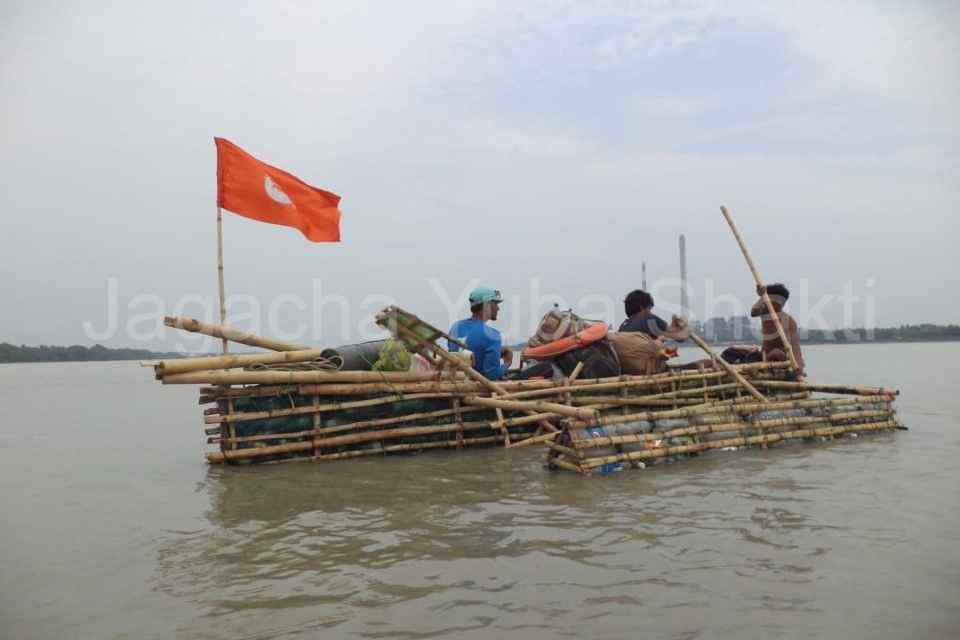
top-left (702, 337), bottom-right (960, 348)
top-left (0, 343), bottom-right (184, 365)
top-left (4, 334), bottom-right (958, 365)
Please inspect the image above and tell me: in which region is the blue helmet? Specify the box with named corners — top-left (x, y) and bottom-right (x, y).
top-left (469, 286), bottom-right (503, 305)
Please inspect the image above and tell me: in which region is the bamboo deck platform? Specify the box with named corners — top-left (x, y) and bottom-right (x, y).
top-left (149, 310), bottom-right (903, 470)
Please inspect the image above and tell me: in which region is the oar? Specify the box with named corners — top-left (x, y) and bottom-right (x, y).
top-left (720, 206), bottom-right (801, 374)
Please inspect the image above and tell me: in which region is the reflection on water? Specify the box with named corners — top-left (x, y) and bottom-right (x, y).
top-left (153, 429), bottom-right (920, 639)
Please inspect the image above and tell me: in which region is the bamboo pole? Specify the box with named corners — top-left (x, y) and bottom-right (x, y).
top-left (309, 434), bottom-right (514, 462)
top-left (752, 380), bottom-right (898, 396)
top-left (164, 316), bottom-right (309, 352)
top-left (570, 396), bottom-right (730, 407)
top-left (290, 361), bottom-right (791, 398)
top-left (452, 396), bottom-right (465, 448)
top-left (214, 418), bottom-right (493, 446)
top-left (214, 208), bottom-right (238, 452)
top-left (158, 348), bottom-right (332, 377)
top-left (719, 205), bottom-right (800, 373)
top-left (251, 431), bottom-right (546, 465)
top-left (506, 429), bottom-right (561, 448)
top-left (546, 441), bottom-right (582, 459)
top-left (688, 332), bottom-right (765, 401)
top-left (216, 207), bottom-right (228, 355)
top-left (206, 392), bottom-right (465, 424)
top-left (162, 369), bottom-right (461, 385)
top-left (550, 456), bottom-right (588, 474)
top-left (463, 396), bottom-right (598, 421)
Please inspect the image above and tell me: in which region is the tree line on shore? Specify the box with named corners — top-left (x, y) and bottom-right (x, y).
top-left (698, 322), bottom-right (960, 344)
top-left (0, 343), bottom-right (182, 364)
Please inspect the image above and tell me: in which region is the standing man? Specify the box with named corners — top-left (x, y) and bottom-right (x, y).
top-left (448, 286), bottom-right (512, 380)
top-left (750, 283), bottom-right (805, 376)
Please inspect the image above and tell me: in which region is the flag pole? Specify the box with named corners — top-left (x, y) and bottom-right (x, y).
top-left (216, 206), bottom-right (229, 355)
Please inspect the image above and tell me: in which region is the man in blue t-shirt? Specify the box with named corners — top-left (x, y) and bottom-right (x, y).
top-left (448, 286), bottom-right (512, 380)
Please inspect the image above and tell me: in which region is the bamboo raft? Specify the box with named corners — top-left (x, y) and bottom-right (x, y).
top-left (148, 308), bottom-right (903, 469)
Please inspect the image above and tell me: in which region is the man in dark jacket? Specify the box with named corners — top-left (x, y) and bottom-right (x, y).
top-left (619, 290), bottom-right (668, 337)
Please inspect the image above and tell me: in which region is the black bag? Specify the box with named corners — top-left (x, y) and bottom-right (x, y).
top-left (720, 345), bottom-right (762, 365)
top-left (553, 339), bottom-right (621, 379)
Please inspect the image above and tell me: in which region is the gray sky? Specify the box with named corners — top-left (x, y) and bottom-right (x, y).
top-left (2, 1), bottom-right (958, 350)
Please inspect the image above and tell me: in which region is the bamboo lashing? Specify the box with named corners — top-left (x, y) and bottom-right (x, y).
top-left (719, 206), bottom-right (800, 373)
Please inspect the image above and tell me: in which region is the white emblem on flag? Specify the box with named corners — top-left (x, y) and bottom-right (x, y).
top-left (264, 175), bottom-right (293, 205)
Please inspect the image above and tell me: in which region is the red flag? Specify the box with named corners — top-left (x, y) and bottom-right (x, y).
top-left (215, 137), bottom-right (342, 242)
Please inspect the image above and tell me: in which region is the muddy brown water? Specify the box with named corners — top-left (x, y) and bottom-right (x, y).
top-left (1, 342), bottom-right (958, 639)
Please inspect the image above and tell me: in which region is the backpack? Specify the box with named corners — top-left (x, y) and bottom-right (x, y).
top-left (527, 309), bottom-right (589, 348)
top-left (608, 331), bottom-right (668, 376)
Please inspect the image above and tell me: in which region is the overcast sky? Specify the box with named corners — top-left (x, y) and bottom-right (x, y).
top-left (2, 1), bottom-right (958, 350)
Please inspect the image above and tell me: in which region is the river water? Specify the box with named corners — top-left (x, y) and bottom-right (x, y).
top-left (1, 342), bottom-right (958, 639)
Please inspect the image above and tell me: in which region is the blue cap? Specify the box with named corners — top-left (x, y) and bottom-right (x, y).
top-left (469, 286), bottom-right (503, 305)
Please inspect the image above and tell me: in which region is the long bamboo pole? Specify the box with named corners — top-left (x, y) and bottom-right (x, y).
top-left (158, 348), bottom-right (331, 377)
top-left (164, 316), bottom-right (309, 352)
top-left (216, 207), bottom-right (228, 355)
top-left (309, 435), bottom-right (508, 463)
top-left (751, 380), bottom-right (898, 396)
top-left (289, 361), bottom-right (791, 398)
top-left (720, 205), bottom-right (800, 373)
top-left (214, 207), bottom-right (238, 454)
top-left (162, 369), bottom-right (462, 385)
top-left (463, 395), bottom-right (598, 421)
top-left (206, 392), bottom-right (469, 425)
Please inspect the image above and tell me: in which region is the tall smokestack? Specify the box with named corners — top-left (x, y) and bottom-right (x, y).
top-left (679, 234), bottom-right (688, 317)
top-left (642, 261), bottom-right (647, 290)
